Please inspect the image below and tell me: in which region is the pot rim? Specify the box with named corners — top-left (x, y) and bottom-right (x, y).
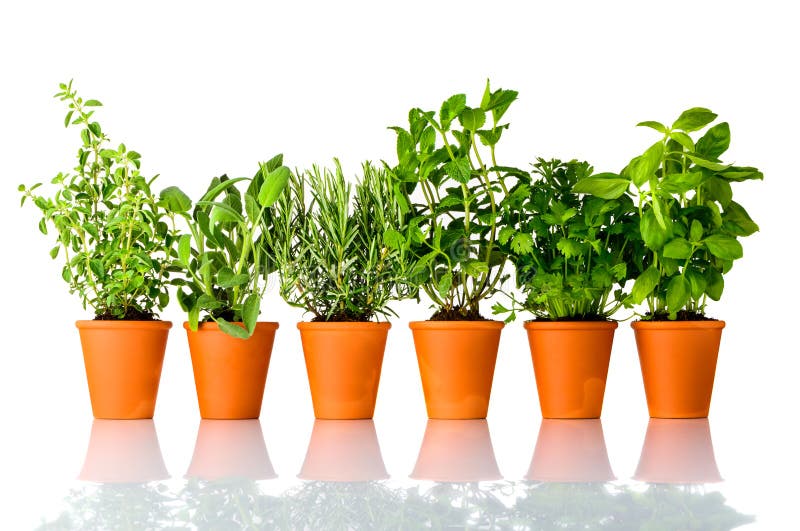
top-left (409, 320), bottom-right (505, 331)
top-left (76, 320), bottom-right (172, 330)
top-left (297, 321), bottom-right (391, 331)
top-left (523, 320), bottom-right (618, 331)
top-left (631, 320), bottom-right (725, 330)
top-left (182, 321), bottom-right (279, 331)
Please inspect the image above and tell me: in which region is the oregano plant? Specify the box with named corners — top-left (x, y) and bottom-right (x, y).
top-left (386, 80), bottom-right (525, 320)
top-left (269, 161), bottom-right (415, 321)
top-left (19, 81), bottom-right (183, 320)
top-left (173, 155), bottom-right (290, 338)
top-left (494, 158), bottom-right (637, 322)
top-left (573, 108), bottom-right (762, 319)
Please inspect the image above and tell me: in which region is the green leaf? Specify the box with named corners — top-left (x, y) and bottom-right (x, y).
top-left (49, 246), bottom-right (59, 259)
top-left (631, 266), bottom-right (660, 304)
top-left (662, 237), bottom-right (693, 259)
top-left (666, 275), bottom-right (691, 313)
top-left (640, 208), bottom-right (672, 250)
top-left (637, 121), bottom-right (667, 133)
top-left (199, 201), bottom-right (245, 224)
top-left (217, 318), bottom-right (250, 339)
top-left (672, 107), bottom-right (717, 132)
top-left (242, 294), bottom-right (260, 334)
top-left (89, 259), bottom-right (104, 278)
top-left (704, 234), bottom-right (743, 260)
top-left (84, 99), bottom-right (102, 107)
top-left (476, 129), bottom-right (502, 147)
top-left (462, 260), bottom-right (488, 277)
top-left (572, 174), bottom-right (629, 199)
top-left (188, 304), bottom-right (200, 330)
top-left (704, 176), bottom-right (732, 207)
top-left (458, 107), bottom-right (486, 131)
top-left (498, 227), bottom-right (515, 245)
top-left (383, 228), bottom-right (405, 250)
top-left (686, 154), bottom-right (730, 171)
top-left (556, 237), bottom-right (584, 259)
top-left (159, 186), bottom-right (192, 212)
top-left (629, 141), bottom-right (664, 188)
top-left (722, 201), bottom-right (759, 236)
top-left (440, 94), bottom-right (466, 130)
top-left (64, 110), bottom-right (74, 127)
top-left (669, 131), bottom-right (695, 151)
top-left (178, 234), bottom-right (191, 265)
top-left (88, 122), bottom-right (101, 137)
top-left (685, 268), bottom-right (707, 299)
top-left (437, 271), bottom-right (452, 298)
top-left (689, 220), bottom-right (703, 243)
top-left (444, 157), bottom-right (471, 183)
top-left (705, 268), bottom-right (724, 300)
top-left (218, 267), bottom-right (250, 288)
top-left (696, 122), bottom-right (730, 158)
top-left (511, 232), bottom-right (534, 255)
top-left (82, 222), bottom-right (99, 241)
top-left (258, 165), bottom-right (290, 207)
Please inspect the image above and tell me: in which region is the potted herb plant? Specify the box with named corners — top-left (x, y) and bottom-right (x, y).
top-left (270, 161), bottom-right (414, 419)
top-left (575, 108), bottom-right (762, 418)
top-left (174, 155), bottom-right (290, 419)
top-left (494, 158), bottom-right (636, 418)
top-left (19, 81), bottom-right (183, 419)
top-left (387, 81), bottom-right (524, 419)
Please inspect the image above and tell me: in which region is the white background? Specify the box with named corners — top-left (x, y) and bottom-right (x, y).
top-left (0, 1), bottom-right (798, 528)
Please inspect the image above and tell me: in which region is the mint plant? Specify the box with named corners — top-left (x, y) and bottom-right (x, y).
top-left (574, 108), bottom-right (762, 319)
top-left (19, 81), bottom-right (183, 320)
top-left (174, 155), bottom-right (290, 338)
top-left (493, 158), bottom-right (636, 322)
top-left (269, 161), bottom-right (415, 321)
top-left (387, 80), bottom-right (525, 320)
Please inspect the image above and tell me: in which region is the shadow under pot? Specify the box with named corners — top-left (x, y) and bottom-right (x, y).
top-left (76, 320), bottom-right (171, 419)
top-left (409, 321), bottom-right (504, 419)
top-left (184, 321), bottom-right (279, 419)
top-left (297, 322), bottom-right (390, 419)
top-left (632, 320), bottom-right (724, 418)
top-left (524, 321), bottom-right (617, 419)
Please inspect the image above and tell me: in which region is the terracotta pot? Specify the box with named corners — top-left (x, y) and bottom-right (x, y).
top-left (186, 419), bottom-right (276, 480)
top-left (525, 321), bottom-right (617, 419)
top-left (298, 420), bottom-right (388, 481)
top-left (79, 419), bottom-right (169, 483)
top-left (409, 321), bottom-right (504, 419)
top-left (632, 320), bottom-right (725, 418)
top-left (411, 419), bottom-right (501, 482)
top-left (526, 419), bottom-right (615, 482)
top-left (184, 321), bottom-right (278, 419)
top-left (297, 322), bottom-right (390, 419)
top-left (634, 418), bottom-right (722, 484)
top-left (76, 320), bottom-right (171, 419)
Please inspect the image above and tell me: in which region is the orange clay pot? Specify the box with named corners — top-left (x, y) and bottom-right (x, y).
top-left (409, 321), bottom-right (504, 419)
top-left (524, 321), bottom-right (617, 419)
top-left (76, 320), bottom-right (171, 419)
top-left (184, 321), bottom-right (278, 419)
top-left (632, 320), bottom-right (725, 418)
top-left (297, 322), bottom-right (390, 419)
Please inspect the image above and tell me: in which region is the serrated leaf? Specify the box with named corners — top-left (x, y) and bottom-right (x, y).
top-left (511, 232), bottom-right (534, 255)
top-left (459, 107), bottom-right (486, 131)
top-left (383, 228), bottom-right (405, 250)
top-left (437, 271), bottom-right (452, 298)
top-left (440, 94), bottom-right (466, 130)
top-left (444, 158), bottom-right (471, 183)
top-left (556, 237), bottom-right (584, 259)
top-left (463, 260), bottom-right (489, 277)
top-left (498, 226), bottom-right (515, 245)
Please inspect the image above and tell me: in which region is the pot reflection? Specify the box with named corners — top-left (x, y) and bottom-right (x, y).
top-left (186, 419), bottom-right (276, 480)
top-left (298, 420), bottom-right (388, 481)
top-left (634, 418), bottom-right (722, 484)
top-left (79, 419), bottom-right (169, 483)
top-left (411, 419), bottom-right (502, 482)
top-left (526, 419), bottom-right (615, 482)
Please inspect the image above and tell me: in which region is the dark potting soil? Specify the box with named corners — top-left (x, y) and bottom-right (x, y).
top-left (94, 307), bottom-right (157, 321)
top-left (311, 309), bottom-right (374, 322)
top-left (643, 310), bottom-right (718, 322)
top-left (429, 306), bottom-right (490, 321)
top-left (529, 314), bottom-right (613, 323)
